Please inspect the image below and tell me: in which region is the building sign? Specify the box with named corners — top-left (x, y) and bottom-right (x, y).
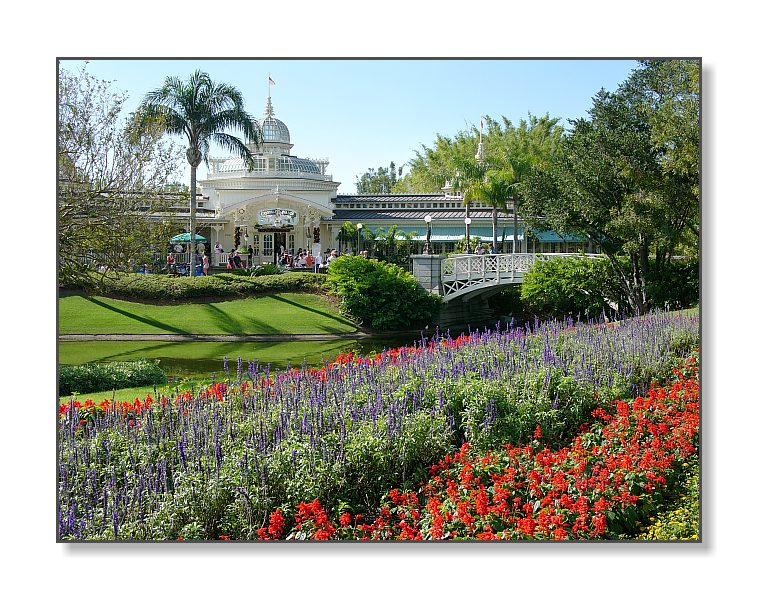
top-left (257, 208), bottom-right (298, 228)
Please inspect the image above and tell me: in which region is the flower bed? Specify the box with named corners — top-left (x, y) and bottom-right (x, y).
top-left (259, 352), bottom-right (699, 540)
top-left (57, 311), bottom-right (699, 541)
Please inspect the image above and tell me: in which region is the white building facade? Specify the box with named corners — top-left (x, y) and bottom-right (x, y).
top-left (184, 93), bottom-right (588, 267)
top-left (195, 96), bottom-right (339, 266)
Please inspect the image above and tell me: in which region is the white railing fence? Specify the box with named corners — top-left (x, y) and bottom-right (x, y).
top-left (439, 253), bottom-right (604, 300)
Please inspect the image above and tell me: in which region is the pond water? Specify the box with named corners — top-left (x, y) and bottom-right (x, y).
top-left (59, 335), bottom-right (424, 382)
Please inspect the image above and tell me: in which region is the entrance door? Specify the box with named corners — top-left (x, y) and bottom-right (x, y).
top-left (262, 233), bottom-right (274, 263)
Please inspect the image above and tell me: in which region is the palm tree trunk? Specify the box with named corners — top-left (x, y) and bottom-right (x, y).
top-left (465, 202), bottom-right (471, 253)
top-left (492, 206), bottom-right (498, 253)
top-left (189, 165), bottom-right (197, 277)
top-left (512, 197), bottom-right (518, 254)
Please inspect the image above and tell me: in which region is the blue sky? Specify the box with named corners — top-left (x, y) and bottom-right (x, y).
top-left (60, 58), bottom-right (638, 194)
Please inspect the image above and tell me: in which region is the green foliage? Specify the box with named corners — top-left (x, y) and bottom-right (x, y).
top-left (75, 271), bottom-right (327, 300)
top-left (438, 373), bottom-right (598, 451)
top-left (325, 256), bottom-right (441, 330)
top-left (59, 360), bottom-right (166, 395)
top-left (521, 60), bottom-right (700, 313)
top-left (371, 225), bottom-right (415, 267)
top-left (355, 162), bottom-right (400, 194)
top-left (645, 258), bottom-right (699, 310)
top-left (57, 65), bottom-right (185, 288)
top-left (249, 263), bottom-right (284, 277)
top-left (454, 235), bottom-right (480, 254)
top-left (636, 460), bottom-right (699, 540)
top-left (520, 256), bottom-right (623, 319)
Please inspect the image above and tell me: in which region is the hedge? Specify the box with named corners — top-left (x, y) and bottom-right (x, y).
top-left (59, 360), bottom-right (167, 396)
top-left (76, 271), bottom-right (328, 301)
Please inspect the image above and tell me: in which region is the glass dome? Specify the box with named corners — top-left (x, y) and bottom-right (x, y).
top-left (258, 96), bottom-right (291, 144)
top-left (261, 115), bottom-right (290, 144)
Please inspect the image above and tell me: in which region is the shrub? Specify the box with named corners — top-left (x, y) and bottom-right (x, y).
top-left (326, 256), bottom-right (441, 330)
top-left (59, 360), bottom-right (167, 395)
top-left (521, 256), bottom-right (699, 320)
top-left (645, 258), bottom-right (699, 310)
top-left (75, 271), bottom-right (327, 301)
top-left (520, 256), bottom-right (622, 319)
top-left (250, 263), bottom-right (285, 277)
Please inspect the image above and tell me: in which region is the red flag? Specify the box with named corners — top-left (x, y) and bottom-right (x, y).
top-left (269, 77), bottom-right (275, 85)
top-left (480, 118), bottom-right (484, 130)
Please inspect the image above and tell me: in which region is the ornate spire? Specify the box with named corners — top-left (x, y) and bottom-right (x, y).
top-left (476, 117), bottom-right (484, 163)
top-left (265, 96), bottom-right (274, 117)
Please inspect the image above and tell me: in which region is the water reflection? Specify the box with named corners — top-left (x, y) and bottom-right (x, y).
top-left (59, 335), bottom-right (423, 382)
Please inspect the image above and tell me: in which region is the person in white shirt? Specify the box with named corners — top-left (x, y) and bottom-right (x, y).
top-left (315, 252), bottom-right (323, 273)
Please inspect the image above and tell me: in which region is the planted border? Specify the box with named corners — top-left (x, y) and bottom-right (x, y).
top-left (57, 311), bottom-right (699, 540)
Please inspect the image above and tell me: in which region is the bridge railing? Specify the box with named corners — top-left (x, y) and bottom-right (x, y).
top-left (442, 252), bottom-right (604, 279)
top-left (439, 253), bottom-right (604, 301)
top-left (442, 253), bottom-right (537, 279)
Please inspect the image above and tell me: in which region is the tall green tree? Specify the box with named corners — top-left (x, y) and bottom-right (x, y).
top-left (393, 131), bottom-right (479, 194)
top-left (521, 60), bottom-right (700, 314)
top-left (355, 162), bottom-right (400, 193)
top-left (58, 64), bottom-right (185, 287)
top-left (394, 116), bottom-right (562, 253)
top-left (470, 115), bottom-right (564, 252)
top-left (136, 71), bottom-right (262, 276)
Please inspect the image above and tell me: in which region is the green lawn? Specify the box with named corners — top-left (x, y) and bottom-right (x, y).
top-left (58, 293), bottom-right (357, 335)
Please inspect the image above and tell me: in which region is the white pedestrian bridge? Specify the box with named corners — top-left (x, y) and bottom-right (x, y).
top-left (412, 253), bottom-right (603, 303)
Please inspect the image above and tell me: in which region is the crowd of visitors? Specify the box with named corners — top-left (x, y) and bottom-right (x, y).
top-left (162, 241), bottom-right (373, 276)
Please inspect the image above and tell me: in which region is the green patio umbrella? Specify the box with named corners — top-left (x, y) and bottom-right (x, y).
top-left (170, 232), bottom-right (206, 243)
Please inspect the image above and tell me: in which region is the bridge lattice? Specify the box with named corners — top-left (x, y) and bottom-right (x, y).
top-left (440, 253), bottom-right (601, 302)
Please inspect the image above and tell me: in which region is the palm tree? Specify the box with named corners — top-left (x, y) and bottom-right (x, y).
top-left (468, 168), bottom-right (513, 253)
top-left (482, 115), bottom-right (564, 253)
top-left (136, 71), bottom-right (262, 276)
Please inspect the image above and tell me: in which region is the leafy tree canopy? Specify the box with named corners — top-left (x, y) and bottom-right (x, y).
top-left (520, 59), bottom-right (700, 313)
top-left (355, 162), bottom-right (401, 194)
top-left (58, 64), bottom-right (185, 288)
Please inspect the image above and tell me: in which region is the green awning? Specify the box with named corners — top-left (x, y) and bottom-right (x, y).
top-left (535, 231), bottom-right (585, 243)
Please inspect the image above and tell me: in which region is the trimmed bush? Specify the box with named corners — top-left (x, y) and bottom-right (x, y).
top-left (77, 271), bottom-right (327, 301)
top-left (325, 256), bottom-right (441, 330)
top-left (59, 360), bottom-right (167, 396)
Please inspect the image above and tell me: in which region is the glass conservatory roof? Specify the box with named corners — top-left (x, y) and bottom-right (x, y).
top-left (215, 154), bottom-right (322, 175)
top-left (260, 96), bottom-right (290, 144)
top-left (261, 115), bottom-right (290, 144)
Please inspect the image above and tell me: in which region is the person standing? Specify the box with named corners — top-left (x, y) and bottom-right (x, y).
top-left (202, 252), bottom-right (210, 276)
top-left (315, 251), bottom-right (323, 273)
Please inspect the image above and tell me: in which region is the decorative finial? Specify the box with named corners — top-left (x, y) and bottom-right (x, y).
top-left (265, 96), bottom-right (274, 117)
